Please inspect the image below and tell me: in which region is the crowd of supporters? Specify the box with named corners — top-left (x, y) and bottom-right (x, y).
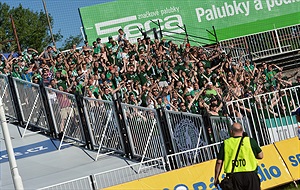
top-left (1, 28), bottom-right (299, 116)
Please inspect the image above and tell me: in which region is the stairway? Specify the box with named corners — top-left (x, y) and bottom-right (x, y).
top-left (253, 50), bottom-right (300, 70)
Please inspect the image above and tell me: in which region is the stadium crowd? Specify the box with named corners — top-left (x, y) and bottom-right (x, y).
top-left (1, 28), bottom-right (299, 116)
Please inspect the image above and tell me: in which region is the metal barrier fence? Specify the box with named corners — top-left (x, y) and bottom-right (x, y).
top-left (165, 110), bottom-right (209, 153)
top-left (121, 103), bottom-right (166, 160)
top-left (45, 87), bottom-right (85, 148)
top-left (83, 97), bottom-right (124, 159)
top-left (13, 78), bottom-right (49, 137)
top-left (37, 176), bottom-right (93, 190)
top-left (93, 157), bottom-right (166, 190)
top-left (166, 142), bottom-right (221, 169)
top-left (220, 24), bottom-right (300, 60)
top-left (0, 74), bottom-right (17, 120)
top-left (226, 85), bottom-right (300, 146)
top-left (210, 116), bottom-right (231, 143)
top-left (209, 115), bottom-right (253, 143)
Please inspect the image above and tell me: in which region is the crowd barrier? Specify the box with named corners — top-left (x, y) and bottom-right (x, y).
top-left (121, 103), bottom-right (165, 160)
top-left (165, 110), bottom-right (209, 154)
top-left (12, 78), bottom-right (49, 137)
top-left (45, 87), bottom-right (86, 149)
top-left (1, 73), bottom-right (299, 189)
top-left (83, 97), bottom-right (124, 160)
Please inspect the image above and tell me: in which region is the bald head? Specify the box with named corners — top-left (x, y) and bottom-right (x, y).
top-left (231, 122), bottom-right (243, 136)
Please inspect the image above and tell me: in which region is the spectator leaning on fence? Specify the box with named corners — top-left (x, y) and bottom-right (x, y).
top-left (0, 28), bottom-right (299, 118)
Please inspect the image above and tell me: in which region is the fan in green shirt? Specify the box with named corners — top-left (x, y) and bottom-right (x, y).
top-left (12, 65), bottom-right (22, 79)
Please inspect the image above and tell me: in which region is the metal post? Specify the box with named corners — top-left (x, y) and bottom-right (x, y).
top-left (212, 26), bottom-right (218, 44)
top-left (75, 94), bottom-right (93, 150)
top-left (273, 25), bottom-right (283, 53)
top-left (183, 24), bottom-right (189, 44)
top-left (40, 85), bottom-right (56, 137)
top-left (113, 97), bottom-right (133, 158)
top-left (0, 97), bottom-right (24, 190)
top-left (8, 75), bottom-right (23, 125)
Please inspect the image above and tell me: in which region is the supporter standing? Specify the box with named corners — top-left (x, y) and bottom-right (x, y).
top-left (214, 122), bottom-right (263, 190)
top-left (292, 107), bottom-right (300, 123)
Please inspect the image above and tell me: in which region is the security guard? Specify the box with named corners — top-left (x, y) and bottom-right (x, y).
top-left (214, 122), bottom-right (263, 190)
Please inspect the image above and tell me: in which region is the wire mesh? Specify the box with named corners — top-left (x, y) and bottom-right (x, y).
top-left (165, 110), bottom-right (209, 153)
top-left (121, 103), bottom-right (166, 159)
top-left (13, 78), bottom-right (49, 131)
top-left (83, 97), bottom-right (124, 153)
top-left (45, 87), bottom-right (85, 143)
top-left (0, 74), bottom-right (17, 119)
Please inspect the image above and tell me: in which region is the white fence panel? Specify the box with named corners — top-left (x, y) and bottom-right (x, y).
top-left (37, 176), bottom-right (93, 190)
top-left (93, 157), bottom-right (166, 189)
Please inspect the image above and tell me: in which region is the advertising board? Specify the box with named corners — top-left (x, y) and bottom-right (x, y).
top-left (79, 0), bottom-right (300, 44)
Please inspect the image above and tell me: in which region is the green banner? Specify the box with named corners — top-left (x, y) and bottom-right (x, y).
top-left (79, 0), bottom-right (300, 44)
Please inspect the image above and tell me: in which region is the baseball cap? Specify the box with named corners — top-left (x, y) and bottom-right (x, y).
top-left (291, 107), bottom-right (300, 116)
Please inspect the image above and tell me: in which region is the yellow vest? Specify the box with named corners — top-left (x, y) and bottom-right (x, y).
top-left (224, 137), bottom-right (257, 173)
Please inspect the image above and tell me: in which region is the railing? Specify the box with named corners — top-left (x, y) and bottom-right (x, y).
top-left (226, 85), bottom-right (300, 146)
top-left (220, 24), bottom-right (300, 60)
top-left (166, 142), bottom-right (221, 169)
top-left (209, 115), bottom-right (254, 144)
top-left (93, 157), bottom-right (166, 190)
top-left (37, 176), bottom-right (93, 190)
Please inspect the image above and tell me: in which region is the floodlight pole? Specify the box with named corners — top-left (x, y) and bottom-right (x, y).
top-left (42, 0), bottom-right (56, 47)
top-left (0, 97), bottom-right (24, 190)
top-left (10, 15), bottom-right (21, 54)
top-left (80, 27), bottom-right (86, 41)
